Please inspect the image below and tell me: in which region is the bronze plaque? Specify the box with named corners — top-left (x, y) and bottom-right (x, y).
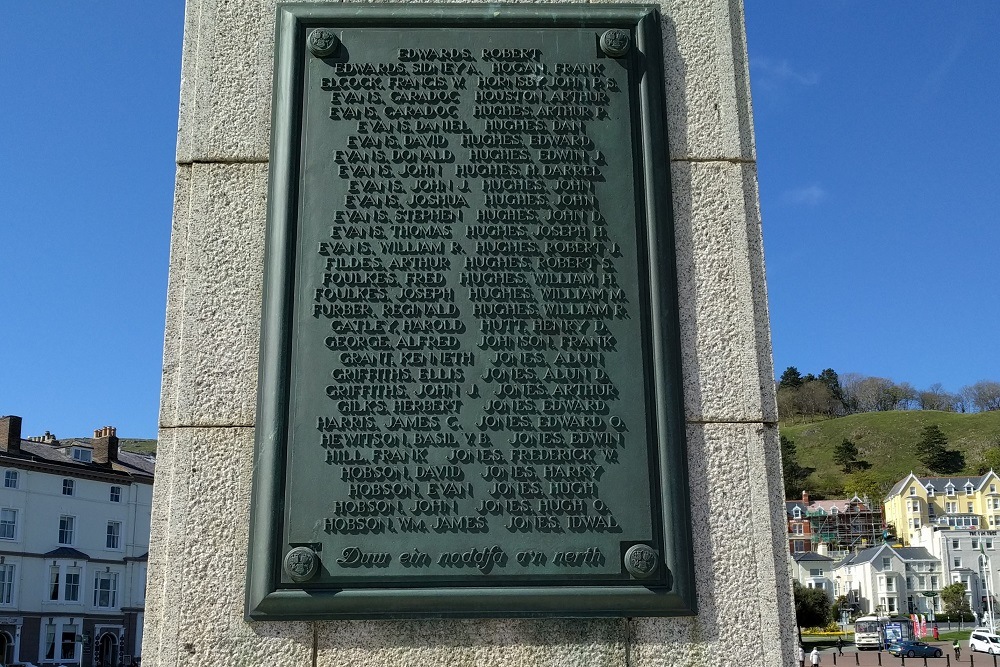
top-left (248, 3), bottom-right (694, 619)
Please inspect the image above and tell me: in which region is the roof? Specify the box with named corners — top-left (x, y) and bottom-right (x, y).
top-left (835, 544), bottom-right (937, 568)
top-left (44, 546), bottom-right (91, 559)
top-left (888, 472), bottom-right (997, 499)
top-left (1, 437), bottom-right (154, 481)
top-left (786, 495), bottom-right (879, 518)
top-left (793, 552), bottom-right (833, 563)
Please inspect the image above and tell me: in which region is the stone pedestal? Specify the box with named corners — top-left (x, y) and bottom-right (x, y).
top-left (145, 1), bottom-right (795, 665)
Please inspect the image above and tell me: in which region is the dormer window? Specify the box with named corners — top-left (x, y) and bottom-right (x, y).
top-left (966, 483), bottom-right (975, 496)
top-left (831, 507), bottom-right (839, 515)
top-left (792, 507), bottom-right (802, 519)
top-left (71, 448), bottom-right (92, 463)
top-left (928, 488), bottom-right (935, 497)
top-left (947, 485), bottom-right (956, 497)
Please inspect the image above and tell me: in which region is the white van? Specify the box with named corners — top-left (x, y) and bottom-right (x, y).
top-left (969, 628), bottom-right (1000, 653)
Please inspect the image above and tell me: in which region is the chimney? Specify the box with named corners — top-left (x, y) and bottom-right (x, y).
top-left (93, 425), bottom-right (119, 464)
top-left (0, 416), bottom-right (21, 454)
top-left (802, 490), bottom-right (810, 505)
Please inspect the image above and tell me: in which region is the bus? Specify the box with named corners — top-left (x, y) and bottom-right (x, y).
top-left (854, 615), bottom-right (917, 650)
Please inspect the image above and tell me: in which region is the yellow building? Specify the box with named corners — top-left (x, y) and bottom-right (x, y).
top-left (885, 471), bottom-right (1000, 545)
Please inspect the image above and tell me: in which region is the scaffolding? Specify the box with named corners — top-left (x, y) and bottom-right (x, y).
top-left (808, 498), bottom-right (885, 552)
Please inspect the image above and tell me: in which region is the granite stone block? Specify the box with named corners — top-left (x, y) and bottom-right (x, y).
top-left (159, 163), bottom-right (267, 428)
top-left (671, 160), bottom-right (777, 423)
top-left (143, 427), bottom-right (313, 666)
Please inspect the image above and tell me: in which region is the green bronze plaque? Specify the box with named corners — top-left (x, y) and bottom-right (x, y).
top-left (248, 2), bottom-right (695, 620)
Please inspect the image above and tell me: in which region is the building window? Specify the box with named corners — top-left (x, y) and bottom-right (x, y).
top-left (792, 507), bottom-right (802, 519)
top-left (988, 539), bottom-right (995, 549)
top-left (969, 502), bottom-right (975, 513)
top-left (954, 557), bottom-right (962, 568)
top-left (110, 485), bottom-right (122, 502)
top-left (0, 509), bottom-right (16, 540)
top-left (931, 575), bottom-right (939, 589)
top-left (910, 486), bottom-right (917, 496)
top-left (973, 539), bottom-right (980, 549)
top-left (947, 486), bottom-right (956, 496)
top-left (65, 566), bottom-right (80, 601)
top-left (882, 557), bottom-right (892, 569)
top-left (58, 515), bottom-right (75, 545)
top-left (62, 479), bottom-right (74, 496)
top-left (0, 563), bottom-right (14, 604)
top-left (947, 502), bottom-right (958, 514)
top-left (792, 523), bottom-right (804, 535)
top-left (967, 484), bottom-right (975, 495)
top-left (49, 566), bottom-right (60, 600)
top-left (810, 568), bottom-right (824, 576)
top-left (928, 488), bottom-right (935, 497)
top-left (953, 539), bottom-right (961, 549)
top-left (991, 484), bottom-right (997, 493)
top-left (793, 540), bottom-right (806, 553)
top-left (43, 621), bottom-right (79, 662)
top-left (94, 571), bottom-right (118, 608)
top-left (71, 448), bottom-right (92, 463)
top-left (106, 521), bottom-right (121, 549)
top-left (3, 471), bottom-right (17, 489)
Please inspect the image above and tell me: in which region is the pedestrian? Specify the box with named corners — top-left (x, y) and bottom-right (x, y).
top-left (798, 644), bottom-right (805, 667)
top-left (810, 647), bottom-right (821, 665)
top-left (933, 623), bottom-right (939, 640)
top-left (954, 639), bottom-right (961, 660)
top-left (836, 637), bottom-right (844, 656)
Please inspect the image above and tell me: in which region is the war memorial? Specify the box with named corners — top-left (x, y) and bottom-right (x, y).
top-left (145, 1), bottom-right (795, 664)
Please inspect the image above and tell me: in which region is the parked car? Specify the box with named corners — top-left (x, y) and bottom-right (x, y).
top-left (969, 628), bottom-right (1000, 653)
top-left (887, 640), bottom-right (943, 658)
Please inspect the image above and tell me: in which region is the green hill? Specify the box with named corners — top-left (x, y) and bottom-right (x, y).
top-left (781, 411), bottom-right (1000, 499)
top-left (121, 438), bottom-right (157, 455)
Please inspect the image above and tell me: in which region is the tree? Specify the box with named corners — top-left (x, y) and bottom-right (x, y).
top-left (833, 439), bottom-right (870, 473)
top-left (780, 366), bottom-right (804, 389)
top-left (962, 381), bottom-right (1000, 412)
top-left (841, 374), bottom-right (900, 412)
top-left (781, 434), bottom-right (814, 499)
top-left (941, 582), bottom-right (972, 617)
top-left (918, 383), bottom-right (955, 412)
top-left (794, 581), bottom-right (831, 630)
top-left (844, 469), bottom-right (896, 504)
top-left (817, 368), bottom-right (845, 406)
top-left (977, 446), bottom-right (1000, 475)
top-left (917, 425), bottom-right (965, 474)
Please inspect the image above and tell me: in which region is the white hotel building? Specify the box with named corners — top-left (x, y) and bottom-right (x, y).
top-left (0, 416), bottom-right (153, 667)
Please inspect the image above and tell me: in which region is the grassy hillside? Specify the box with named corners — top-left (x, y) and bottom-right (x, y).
top-left (781, 410), bottom-right (1000, 499)
top-left (120, 439), bottom-right (157, 455)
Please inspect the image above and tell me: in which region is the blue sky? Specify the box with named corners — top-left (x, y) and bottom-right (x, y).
top-left (1, 3), bottom-right (997, 438)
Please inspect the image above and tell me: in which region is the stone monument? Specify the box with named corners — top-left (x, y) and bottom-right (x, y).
top-left (146, 0), bottom-right (795, 664)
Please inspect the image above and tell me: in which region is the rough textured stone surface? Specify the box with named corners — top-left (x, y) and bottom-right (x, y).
top-left (143, 427), bottom-right (313, 666)
top-left (628, 424), bottom-right (794, 667)
top-left (316, 618), bottom-right (628, 667)
top-left (149, 0), bottom-right (794, 664)
top-left (176, 0), bottom-right (754, 163)
top-left (159, 163), bottom-right (267, 428)
top-left (671, 160), bottom-right (777, 424)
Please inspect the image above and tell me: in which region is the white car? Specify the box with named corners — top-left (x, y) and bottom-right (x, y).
top-left (969, 628), bottom-right (1000, 653)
